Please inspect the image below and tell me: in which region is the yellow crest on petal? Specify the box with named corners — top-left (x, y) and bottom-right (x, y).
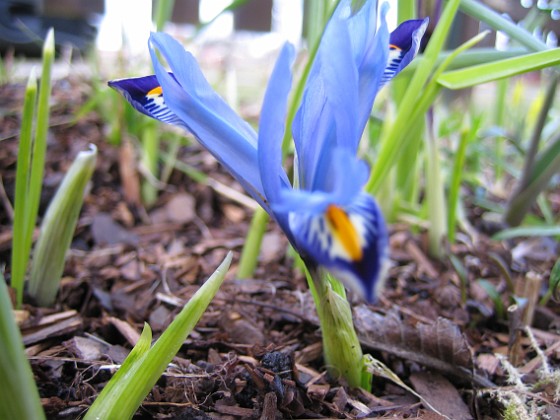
top-left (326, 205), bottom-right (363, 262)
top-left (147, 85), bottom-right (163, 97)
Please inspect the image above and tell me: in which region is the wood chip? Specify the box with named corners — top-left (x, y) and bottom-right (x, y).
top-left (405, 239), bottom-right (439, 278)
top-left (65, 336), bottom-right (107, 361)
top-left (213, 402), bottom-right (255, 417)
top-left (260, 392), bottom-right (277, 420)
top-left (23, 315), bottom-right (82, 346)
top-left (307, 383), bottom-right (330, 401)
top-left (165, 193), bottom-right (196, 224)
top-left (118, 137), bottom-right (141, 206)
top-left (332, 386), bottom-right (348, 412)
top-left (108, 316), bottom-right (141, 346)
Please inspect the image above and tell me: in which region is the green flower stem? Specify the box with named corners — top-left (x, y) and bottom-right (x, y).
top-left (305, 266), bottom-right (370, 389)
top-left (28, 145), bottom-right (97, 306)
top-left (0, 272), bottom-right (45, 419)
top-left (84, 252), bottom-right (232, 420)
top-left (459, 0), bottom-right (548, 53)
top-left (10, 70), bottom-right (37, 307)
top-left (237, 207), bottom-right (270, 279)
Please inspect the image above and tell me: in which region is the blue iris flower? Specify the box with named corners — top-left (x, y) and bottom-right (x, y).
top-left (109, 0), bottom-right (427, 302)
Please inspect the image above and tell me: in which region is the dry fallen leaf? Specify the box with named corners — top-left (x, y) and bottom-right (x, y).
top-left (354, 306), bottom-right (492, 387)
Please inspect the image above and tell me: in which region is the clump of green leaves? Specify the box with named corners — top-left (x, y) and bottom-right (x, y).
top-left (10, 29), bottom-right (54, 307)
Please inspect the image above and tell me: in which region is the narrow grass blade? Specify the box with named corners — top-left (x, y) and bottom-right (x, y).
top-left (367, 0), bottom-right (461, 193)
top-left (437, 49), bottom-right (560, 90)
top-left (540, 259), bottom-right (560, 305)
top-left (504, 134), bottom-right (560, 227)
top-left (28, 145), bottom-right (97, 306)
top-left (493, 226), bottom-right (560, 240)
top-left (237, 207), bottom-right (269, 278)
top-left (10, 70), bottom-right (37, 307)
top-left (153, 0), bottom-right (175, 31)
top-left (401, 48), bottom-right (528, 77)
top-left (140, 119), bottom-right (159, 206)
top-left (448, 117), bottom-right (481, 243)
top-left (398, 0), bottom-right (416, 21)
top-left (504, 75), bottom-right (559, 226)
top-left (477, 279), bottom-right (505, 319)
top-left (459, 0), bottom-right (548, 53)
top-left (425, 113), bottom-right (447, 259)
top-left (84, 252), bottom-right (232, 420)
top-left (0, 272), bottom-right (45, 419)
top-left (493, 78), bottom-right (508, 181)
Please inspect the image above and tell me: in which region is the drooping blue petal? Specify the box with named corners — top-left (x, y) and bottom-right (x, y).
top-left (380, 18), bottom-right (429, 86)
top-left (147, 32), bottom-right (268, 209)
top-left (108, 75), bottom-right (186, 127)
top-left (258, 42), bottom-right (295, 237)
top-left (289, 192), bottom-right (388, 302)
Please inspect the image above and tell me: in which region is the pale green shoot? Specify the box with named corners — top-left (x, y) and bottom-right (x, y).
top-left (84, 252), bottom-right (232, 420)
top-left (10, 70), bottom-right (37, 307)
top-left (10, 30), bottom-right (54, 307)
top-left (28, 145), bottom-right (97, 307)
top-left (237, 207), bottom-right (270, 278)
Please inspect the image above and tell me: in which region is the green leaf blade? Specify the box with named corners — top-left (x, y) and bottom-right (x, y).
top-left (84, 252), bottom-right (232, 420)
top-left (438, 49), bottom-right (560, 90)
top-left (0, 273), bottom-right (45, 419)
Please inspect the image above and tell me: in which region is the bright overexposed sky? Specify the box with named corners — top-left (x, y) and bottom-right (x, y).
top-left (97, 0), bottom-right (398, 53)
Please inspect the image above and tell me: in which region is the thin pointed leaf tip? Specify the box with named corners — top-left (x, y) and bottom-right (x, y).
top-left (109, 0), bottom-right (427, 302)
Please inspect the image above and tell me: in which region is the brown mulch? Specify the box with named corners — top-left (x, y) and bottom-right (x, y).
top-left (1, 75), bottom-right (559, 420)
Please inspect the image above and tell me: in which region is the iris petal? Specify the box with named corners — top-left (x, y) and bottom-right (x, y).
top-left (258, 42), bottom-right (295, 236)
top-left (146, 32), bottom-right (268, 209)
top-left (289, 192), bottom-right (388, 302)
top-left (108, 75), bottom-right (186, 127)
top-left (293, 7), bottom-right (360, 192)
top-left (381, 18), bottom-right (429, 86)
top-left (273, 149), bottom-right (368, 214)
top-left (354, 3), bottom-right (390, 138)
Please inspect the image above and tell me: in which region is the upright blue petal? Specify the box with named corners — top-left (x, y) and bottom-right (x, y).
top-left (147, 33), bottom-right (268, 209)
top-left (353, 3), bottom-right (390, 137)
top-left (293, 11), bottom-right (360, 192)
top-left (258, 42), bottom-right (295, 237)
